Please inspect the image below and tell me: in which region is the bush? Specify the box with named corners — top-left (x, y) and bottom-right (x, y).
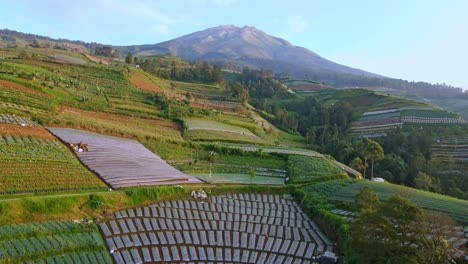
top-left (87, 194), bottom-right (104, 209)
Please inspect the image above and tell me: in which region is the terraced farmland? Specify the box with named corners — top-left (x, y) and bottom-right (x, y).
top-left (0, 113), bottom-right (40, 126)
top-left (184, 118), bottom-right (263, 144)
top-left (289, 155), bottom-right (348, 183)
top-left (304, 179), bottom-right (468, 224)
top-left (431, 144), bottom-right (468, 161)
top-left (0, 124), bottom-right (107, 194)
top-left (48, 127), bottom-right (201, 188)
top-left (222, 144), bottom-right (360, 178)
top-left (352, 107), bottom-right (467, 138)
top-left (99, 193), bottom-right (334, 263)
top-left (0, 220), bottom-right (112, 263)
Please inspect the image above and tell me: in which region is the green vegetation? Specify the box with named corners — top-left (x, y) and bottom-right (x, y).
top-left (0, 220), bottom-right (112, 263)
top-left (289, 155), bottom-right (347, 183)
top-left (194, 173), bottom-right (284, 185)
top-left (304, 179), bottom-right (468, 223)
top-left (0, 135), bottom-right (107, 194)
top-left (183, 118), bottom-right (263, 143)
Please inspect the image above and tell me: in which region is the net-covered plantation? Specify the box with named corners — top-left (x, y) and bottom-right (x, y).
top-left (99, 193), bottom-right (334, 263)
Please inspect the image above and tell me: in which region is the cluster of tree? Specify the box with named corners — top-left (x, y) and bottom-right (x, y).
top-left (139, 55), bottom-right (223, 84)
top-left (376, 127), bottom-right (432, 184)
top-left (235, 68), bottom-right (289, 99)
top-left (94, 46), bottom-right (120, 58)
top-left (312, 71), bottom-right (463, 99)
top-left (228, 82), bottom-right (249, 103)
top-left (255, 96), bottom-right (353, 147)
top-left (349, 186), bottom-right (457, 263)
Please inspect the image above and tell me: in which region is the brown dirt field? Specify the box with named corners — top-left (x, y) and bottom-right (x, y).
top-left (130, 73), bottom-right (162, 93)
top-left (84, 54), bottom-right (111, 65)
top-left (0, 124), bottom-right (56, 140)
top-left (0, 80), bottom-right (45, 96)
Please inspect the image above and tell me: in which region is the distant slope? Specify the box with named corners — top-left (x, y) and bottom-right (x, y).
top-left (115, 25), bottom-right (381, 79)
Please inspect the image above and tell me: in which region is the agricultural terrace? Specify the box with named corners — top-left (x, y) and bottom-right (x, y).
top-left (0, 114), bottom-right (40, 126)
top-left (0, 58), bottom-right (154, 116)
top-left (48, 127), bottom-right (201, 188)
top-left (129, 69), bottom-right (162, 93)
top-left (174, 148), bottom-right (288, 185)
top-left (304, 179), bottom-right (468, 224)
top-left (221, 144), bottom-right (360, 178)
top-left (289, 156), bottom-right (348, 183)
top-left (99, 193), bottom-right (334, 263)
top-left (0, 220), bottom-right (112, 263)
top-left (0, 123), bottom-right (106, 195)
top-left (222, 144), bottom-right (322, 157)
top-left (351, 106), bottom-right (465, 138)
top-left (184, 118), bottom-right (263, 144)
top-left (174, 81), bottom-right (232, 101)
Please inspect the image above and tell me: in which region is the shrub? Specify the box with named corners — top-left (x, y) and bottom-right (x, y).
top-left (87, 194), bottom-right (104, 209)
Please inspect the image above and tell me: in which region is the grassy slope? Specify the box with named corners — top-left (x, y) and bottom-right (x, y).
top-left (303, 179), bottom-right (468, 223)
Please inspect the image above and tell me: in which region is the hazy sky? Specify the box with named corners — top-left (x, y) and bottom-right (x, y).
top-left (1, 0), bottom-right (467, 89)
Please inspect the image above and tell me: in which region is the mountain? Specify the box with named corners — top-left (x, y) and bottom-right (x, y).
top-left (115, 25), bottom-right (381, 79)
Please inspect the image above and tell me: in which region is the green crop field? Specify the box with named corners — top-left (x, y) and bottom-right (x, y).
top-left (193, 173), bottom-right (285, 185)
top-left (0, 135), bottom-right (107, 194)
top-left (289, 155), bottom-right (347, 183)
top-left (303, 179), bottom-right (468, 223)
top-left (0, 220), bottom-right (112, 263)
top-left (184, 118), bottom-right (263, 143)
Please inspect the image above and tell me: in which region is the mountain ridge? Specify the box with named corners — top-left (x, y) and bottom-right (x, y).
top-left (116, 25), bottom-right (382, 79)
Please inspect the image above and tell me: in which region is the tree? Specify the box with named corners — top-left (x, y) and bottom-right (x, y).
top-left (125, 52), bottom-right (133, 64)
top-left (349, 157), bottom-right (367, 178)
top-left (420, 212), bottom-right (456, 263)
top-left (355, 186), bottom-right (379, 212)
top-left (349, 188), bottom-right (441, 263)
top-left (414, 172), bottom-right (439, 192)
top-left (361, 138), bottom-right (384, 179)
top-left (230, 82), bottom-right (249, 103)
top-left (377, 153), bottom-right (408, 183)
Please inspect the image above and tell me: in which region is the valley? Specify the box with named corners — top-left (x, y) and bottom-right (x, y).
top-left (0, 27), bottom-right (467, 263)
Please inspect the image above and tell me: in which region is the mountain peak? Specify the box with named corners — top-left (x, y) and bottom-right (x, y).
top-left (119, 25), bottom-right (380, 79)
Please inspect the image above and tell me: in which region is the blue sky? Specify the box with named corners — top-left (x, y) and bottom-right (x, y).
top-left (1, 0), bottom-right (467, 89)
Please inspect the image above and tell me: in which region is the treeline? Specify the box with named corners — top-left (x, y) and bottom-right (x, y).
top-left (298, 70), bottom-right (464, 99)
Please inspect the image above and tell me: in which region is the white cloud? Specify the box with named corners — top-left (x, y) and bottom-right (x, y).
top-left (288, 16), bottom-right (307, 33)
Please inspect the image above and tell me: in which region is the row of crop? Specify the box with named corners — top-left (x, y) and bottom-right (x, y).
top-left (400, 109), bottom-right (457, 118)
top-left (0, 134), bottom-right (107, 194)
top-left (0, 220), bottom-right (112, 263)
top-left (0, 114), bottom-right (39, 126)
top-left (0, 82), bottom-right (55, 111)
top-left (0, 220), bottom-right (94, 240)
top-left (402, 116), bottom-right (467, 124)
top-left (0, 137), bottom-right (75, 162)
top-left (0, 135), bottom-right (58, 146)
top-left (288, 155), bottom-right (348, 183)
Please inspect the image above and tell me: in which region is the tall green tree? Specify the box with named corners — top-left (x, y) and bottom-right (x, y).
top-left (361, 138), bottom-right (384, 179)
top-left (125, 52), bottom-right (133, 64)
